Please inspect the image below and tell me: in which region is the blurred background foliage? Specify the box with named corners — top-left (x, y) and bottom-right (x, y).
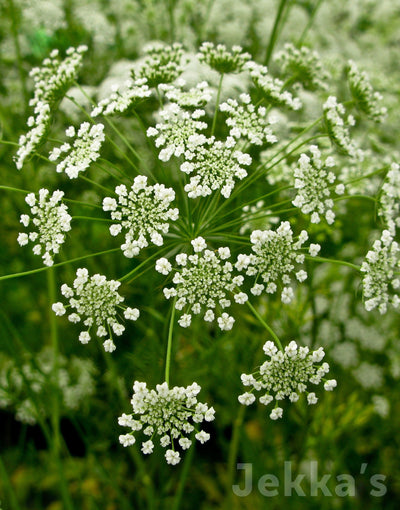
top-left (0, 0), bottom-right (399, 508)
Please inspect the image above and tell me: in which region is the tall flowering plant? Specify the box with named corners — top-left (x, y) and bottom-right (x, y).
top-left (1, 38), bottom-right (398, 471)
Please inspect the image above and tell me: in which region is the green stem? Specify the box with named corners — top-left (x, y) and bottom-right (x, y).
top-left (0, 248), bottom-right (120, 281)
top-left (0, 455), bottom-right (22, 510)
top-left (333, 194), bottom-right (377, 204)
top-left (79, 174), bottom-right (115, 194)
top-left (297, 0), bottom-right (324, 46)
top-left (47, 268), bottom-right (60, 457)
top-left (165, 298), bottom-right (177, 385)
top-left (227, 405), bottom-right (246, 498)
top-left (72, 216), bottom-right (113, 222)
top-left (118, 251), bottom-right (161, 283)
top-left (171, 440), bottom-right (196, 510)
top-left (245, 300), bottom-right (283, 351)
top-left (0, 184), bottom-right (30, 194)
top-left (305, 255), bottom-right (360, 272)
top-left (264, 0), bottom-right (288, 66)
top-left (211, 74), bottom-right (224, 136)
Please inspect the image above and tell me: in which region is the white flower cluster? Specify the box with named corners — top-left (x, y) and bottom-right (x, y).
top-left (17, 189), bottom-right (71, 266)
top-left (274, 43), bottom-right (330, 91)
top-left (118, 381), bottom-right (215, 465)
top-left (239, 340), bottom-right (337, 420)
top-left (91, 78), bottom-right (152, 117)
top-left (29, 46), bottom-right (88, 109)
top-left (159, 80), bottom-right (213, 109)
top-left (49, 122), bottom-right (105, 178)
top-left (360, 230), bottom-right (400, 314)
top-left (236, 222), bottom-right (320, 303)
top-left (15, 46), bottom-right (87, 170)
top-left (347, 60), bottom-right (387, 122)
top-left (198, 42), bottom-right (251, 74)
top-left (52, 268), bottom-right (140, 352)
top-left (182, 136), bottom-right (252, 198)
top-left (378, 162), bottom-right (400, 235)
top-left (133, 42), bottom-right (184, 88)
top-left (156, 237), bottom-right (248, 330)
top-left (219, 93), bottom-right (278, 146)
top-left (292, 145), bottom-right (345, 224)
top-left (147, 103), bottom-right (207, 162)
top-left (323, 96), bottom-right (362, 159)
top-left (103, 175), bottom-right (179, 257)
top-left (0, 347), bottom-right (97, 425)
top-left (246, 62), bottom-right (302, 110)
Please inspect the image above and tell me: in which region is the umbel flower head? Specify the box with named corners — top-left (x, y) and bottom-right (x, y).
top-left (246, 62), bottom-right (302, 110)
top-left (159, 80), bottom-right (213, 109)
top-left (360, 230), bottom-right (400, 314)
top-left (15, 46), bottom-right (88, 170)
top-left (52, 268), bottom-right (140, 352)
top-left (29, 45), bottom-right (88, 110)
top-left (118, 381), bottom-right (215, 465)
top-left (156, 237), bottom-right (248, 330)
top-left (323, 96), bottom-right (362, 159)
top-left (147, 103), bottom-right (207, 162)
top-left (346, 60), bottom-right (387, 123)
top-left (378, 162), bottom-right (400, 235)
top-left (292, 145), bottom-right (345, 224)
top-left (49, 122), bottom-right (105, 178)
top-left (274, 43), bottom-right (330, 91)
top-left (239, 340), bottom-right (337, 420)
top-left (91, 78), bottom-right (152, 117)
top-left (102, 175), bottom-right (179, 258)
top-left (236, 222), bottom-right (320, 303)
top-left (219, 93), bottom-right (278, 146)
top-left (17, 189), bottom-right (71, 266)
top-left (132, 42), bottom-right (184, 88)
top-left (182, 136), bottom-right (252, 199)
top-left (198, 42), bottom-right (251, 74)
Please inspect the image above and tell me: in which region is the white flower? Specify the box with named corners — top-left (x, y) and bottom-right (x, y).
top-left (52, 302), bottom-right (66, 316)
top-left (307, 393), bottom-right (318, 404)
top-left (270, 408), bottom-right (283, 420)
top-left (182, 137), bottom-right (251, 199)
top-left (141, 440), bottom-right (154, 454)
top-left (324, 380), bottom-right (337, 391)
top-left (237, 222), bottom-right (311, 303)
top-left (124, 308), bottom-right (140, 320)
top-left (274, 44), bottom-right (330, 91)
top-left (165, 449), bottom-right (181, 465)
top-left (49, 122), bottom-right (105, 179)
top-left (239, 341), bottom-right (335, 419)
top-left (198, 42), bottom-right (251, 74)
top-left (220, 94), bottom-right (277, 146)
top-left (160, 241), bottom-right (246, 330)
top-left (53, 269), bottom-right (138, 351)
top-left (238, 392), bottom-right (256, 405)
top-left (15, 46), bottom-right (87, 170)
top-left (217, 313), bottom-right (235, 331)
top-left (79, 331), bottom-right (91, 344)
top-left (191, 237), bottom-right (207, 252)
top-left (347, 60), bottom-right (387, 122)
top-left (103, 177), bottom-right (179, 257)
top-left (360, 230), bottom-right (400, 314)
top-left (156, 258), bottom-right (172, 275)
top-left (119, 434), bottom-right (136, 447)
top-left (246, 61), bottom-right (302, 110)
top-left (103, 339), bottom-right (116, 352)
top-left (292, 146), bottom-right (342, 224)
top-left (17, 189), bottom-right (71, 266)
top-left (119, 381), bottom-right (214, 464)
